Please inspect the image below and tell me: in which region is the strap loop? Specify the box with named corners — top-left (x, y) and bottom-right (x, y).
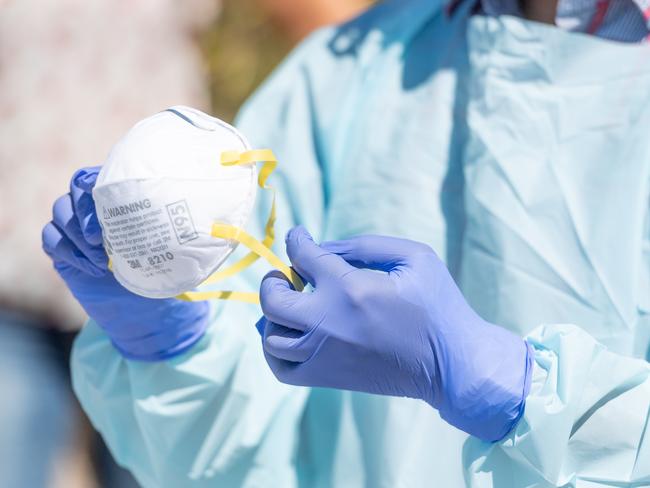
top-left (178, 149), bottom-right (303, 304)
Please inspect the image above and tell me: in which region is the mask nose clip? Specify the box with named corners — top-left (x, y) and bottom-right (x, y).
top-left (165, 106), bottom-right (220, 131)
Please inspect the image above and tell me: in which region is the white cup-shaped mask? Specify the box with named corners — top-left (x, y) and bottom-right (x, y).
top-left (93, 106), bottom-right (257, 298)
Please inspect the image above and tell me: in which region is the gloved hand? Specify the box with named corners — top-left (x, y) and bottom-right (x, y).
top-left (257, 226), bottom-right (533, 442)
top-left (42, 166), bottom-right (210, 361)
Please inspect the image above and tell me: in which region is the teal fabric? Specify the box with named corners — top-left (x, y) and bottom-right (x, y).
top-left (463, 15), bottom-right (650, 487)
top-left (71, 1), bottom-right (650, 486)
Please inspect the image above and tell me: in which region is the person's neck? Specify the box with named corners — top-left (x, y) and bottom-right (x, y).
top-left (520, 0), bottom-right (559, 24)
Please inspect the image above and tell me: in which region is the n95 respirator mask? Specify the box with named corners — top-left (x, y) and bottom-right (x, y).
top-left (93, 106), bottom-right (302, 302)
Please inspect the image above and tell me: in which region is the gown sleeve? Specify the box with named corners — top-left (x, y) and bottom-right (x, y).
top-left (465, 323), bottom-right (650, 487)
top-left (70, 30), bottom-right (334, 488)
top-left (465, 163), bottom-right (650, 487)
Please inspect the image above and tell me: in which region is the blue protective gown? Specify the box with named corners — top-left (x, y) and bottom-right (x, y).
top-left (72, 1), bottom-right (650, 486)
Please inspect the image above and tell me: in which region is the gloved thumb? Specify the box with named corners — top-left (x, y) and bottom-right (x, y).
top-left (73, 166), bottom-right (101, 194)
top-left (285, 226), bottom-right (353, 286)
top-left (70, 166), bottom-right (103, 247)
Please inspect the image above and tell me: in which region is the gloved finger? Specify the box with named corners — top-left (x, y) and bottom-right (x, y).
top-left (52, 194), bottom-right (108, 269)
top-left (321, 235), bottom-right (434, 271)
top-left (42, 222), bottom-right (105, 277)
top-left (260, 270), bottom-right (317, 332)
top-left (285, 226), bottom-right (354, 285)
top-left (263, 351), bottom-right (307, 386)
top-left (70, 166), bottom-right (103, 247)
top-left (263, 320), bottom-right (315, 363)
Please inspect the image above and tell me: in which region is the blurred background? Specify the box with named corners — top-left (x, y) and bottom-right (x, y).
top-left (0, 0), bottom-right (370, 486)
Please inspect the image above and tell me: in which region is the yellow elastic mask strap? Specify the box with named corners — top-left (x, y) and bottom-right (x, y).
top-left (213, 223), bottom-right (303, 291)
top-left (178, 149), bottom-right (303, 304)
top-left (179, 224), bottom-right (304, 303)
top-left (199, 149), bottom-right (277, 286)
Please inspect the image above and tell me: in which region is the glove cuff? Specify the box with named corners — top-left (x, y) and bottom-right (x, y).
top-left (106, 303), bottom-right (211, 362)
top-left (436, 324), bottom-right (534, 442)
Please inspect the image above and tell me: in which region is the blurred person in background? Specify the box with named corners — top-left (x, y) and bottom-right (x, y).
top-left (0, 1), bottom-right (372, 486)
top-left (0, 0), bottom-right (218, 486)
top-left (257, 0), bottom-right (370, 41)
top-left (203, 0), bottom-right (371, 121)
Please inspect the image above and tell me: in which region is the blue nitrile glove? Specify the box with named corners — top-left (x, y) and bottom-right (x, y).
top-left (42, 166), bottom-right (209, 361)
top-left (257, 227), bottom-right (534, 442)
